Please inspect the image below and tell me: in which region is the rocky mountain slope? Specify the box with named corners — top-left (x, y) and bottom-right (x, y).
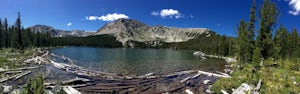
top-left (29, 25), bottom-right (94, 37)
top-left (94, 19), bottom-right (210, 47)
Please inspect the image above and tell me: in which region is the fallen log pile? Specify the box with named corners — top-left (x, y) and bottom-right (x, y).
top-left (46, 53), bottom-right (232, 93)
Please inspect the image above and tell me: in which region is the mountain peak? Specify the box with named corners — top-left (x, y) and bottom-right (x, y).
top-left (112, 19), bottom-right (148, 28)
top-left (95, 19), bottom-right (210, 47)
top-left (29, 25), bottom-right (94, 37)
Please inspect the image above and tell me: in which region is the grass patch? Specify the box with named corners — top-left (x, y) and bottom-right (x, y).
top-left (0, 48), bottom-right (35, 69)
top-left (211, 59), bottom-right (300, 93)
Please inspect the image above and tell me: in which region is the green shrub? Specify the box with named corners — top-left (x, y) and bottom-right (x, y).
top-left (23, 75), bottom-right (45, 94)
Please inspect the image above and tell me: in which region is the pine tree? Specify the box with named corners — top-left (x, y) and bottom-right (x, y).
top-left (273, 25), bottom-right (289, 59)
top-left (219, 35), bottom-right (229, 56)
top-left (246, 0), bottom-right (256, 61)
top-left (289, 28), bottom-right (298, 58)
top-left (15, 12), bottom-right (23, 49)
top-left (256, 0), bottom-right (279, 59)
top-left (237, 20), bottom-right (252, 63)
top-left (3, 18), bottom-right (8, 48)
top-left (11, 25), bottom-right (17, 48)
top-left (0, 18), bottom-right (2, 49)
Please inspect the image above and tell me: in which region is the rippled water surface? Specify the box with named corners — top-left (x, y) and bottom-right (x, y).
top-left (50, 47), bottom-right (225, 75)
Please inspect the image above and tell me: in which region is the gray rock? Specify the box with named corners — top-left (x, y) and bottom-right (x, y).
top-left (203, 80), bottom-right (210, 85)
top-left (3, 85), bottom-right (13, 93)
top-left (11, 89), bottom-right (21, 94)
top-left (205, 89), bottom-right (213, 94)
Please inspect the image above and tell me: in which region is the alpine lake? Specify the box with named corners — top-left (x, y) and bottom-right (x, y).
top-left (50, 46), bottom-right (226, 76)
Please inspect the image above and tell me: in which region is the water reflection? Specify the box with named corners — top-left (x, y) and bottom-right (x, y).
top-left (50, 47), bottom-right (225, 75)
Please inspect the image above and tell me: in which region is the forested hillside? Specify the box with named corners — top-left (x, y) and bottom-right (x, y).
top-left (211, 0), bottom-right (300, 93)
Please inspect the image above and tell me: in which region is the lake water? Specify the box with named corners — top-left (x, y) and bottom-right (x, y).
top-left (50, 47), bottom-right (225, 75)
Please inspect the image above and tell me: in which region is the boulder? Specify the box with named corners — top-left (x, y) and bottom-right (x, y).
top-left (232, 83), bottom-right (252, 94)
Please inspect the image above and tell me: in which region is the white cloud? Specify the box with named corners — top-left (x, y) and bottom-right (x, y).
top-left (67, 22), bottom-right (72, 26)
top-left (151, 9), bottom-right (182, 19)
top-left (86, 16), bottom-right (98, 21)
top-left (85, 13), bottom-right (129, 21)
top-left (288, 0), bottom-right (300, 15)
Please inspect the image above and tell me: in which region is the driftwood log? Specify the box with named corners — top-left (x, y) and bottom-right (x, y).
top-left (0, 71), bottom-right (31, 83)
top-left (63, 86), bottom-right (82, 94)
top-left (198, 71), bottom-right (231, 78)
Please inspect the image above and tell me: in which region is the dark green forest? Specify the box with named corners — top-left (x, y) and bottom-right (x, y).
top-left (0, 12), bottom-right (52, 49)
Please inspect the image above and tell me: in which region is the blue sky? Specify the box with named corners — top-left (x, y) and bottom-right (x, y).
top-left (0, 0), bottom-right (299, 37)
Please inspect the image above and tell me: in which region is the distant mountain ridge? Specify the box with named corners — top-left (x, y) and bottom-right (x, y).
top-left (94, 19), bottom-right (210, 47)
top-left (29, 25), bottom-right (94, 37)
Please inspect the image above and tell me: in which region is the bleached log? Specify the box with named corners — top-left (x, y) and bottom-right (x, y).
top-left (254, 79), bottom-right (262, 91)
top-left (137, 72), bottom-right (154, 79)
top-left (180, 77), bottom-right (191, 83)
top-left (0, 66), bottom-right (38, 72)
top-left (216, 71), bottom-right (230, 77)
top-left (163, 70), bottom-right (196, 78)
top-left (0, 71), bottom-right (31, 83)
top-left (41, 50), bottom-right (49, 57)
top-left (191, 72), bottom-right (201, 79)
top-left (221, 90), bottom-right (229, 94)
top-left (63, 86), bottom-right (81, 94)
top-left (51, 60), bottom-right (66, 70)
top-left (24, 58), bottom-right (35, 63)
top-left (51, 53), bottom-right (77, 64)
top-left (198, 71), bottom-right (231, 78)
top-left (15, 71), bottom-right (31, 79)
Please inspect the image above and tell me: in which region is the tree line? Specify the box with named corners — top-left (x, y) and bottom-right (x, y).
top-left (0, 12), bottom-right (52, 50)
top-left (237, 0), bottom-right (299, 67)
top-left (50, 35), bottom-right (122, 47)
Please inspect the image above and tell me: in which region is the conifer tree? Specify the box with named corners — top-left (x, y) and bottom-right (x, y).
top-left (273, 25), bottom-right (288, 59)
top-left (15, 12), bottom-right (23, 49)
top-left (237, 20), bottom-right (251, 63)
top-left (256, 0), bottom-right (279, 59)
top-left (246, 0), bottom-right (256, 61)
top-left (289, 28), bottom-right (298, 58)
top-left (3, 18), bottom-right (8, 48)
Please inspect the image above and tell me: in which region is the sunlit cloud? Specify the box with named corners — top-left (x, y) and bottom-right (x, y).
top-left (287, 0), bottom-right (300, 15)
top-left (85, 13), bottom-right (129, 21)
top-left (151, 9), bottom-right (182, 19)
top-left (67, 22), bottom-right (72, 26)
